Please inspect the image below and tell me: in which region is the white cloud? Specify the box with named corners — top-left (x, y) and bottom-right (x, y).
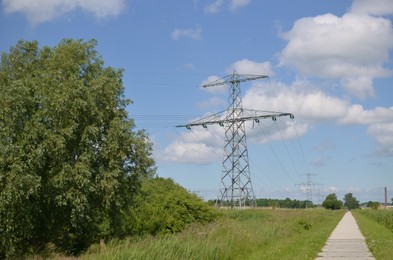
top-left (339, 105), bottom-right (393, 125)
top-left (243, 81), bottom-right (349, 122)
top-left (230, 0), bottom-right (250, 10)
top-left (340, 77), bottom-right (374, 100)
top-left (368, 123), bottom-right (393, 145)
top-left (279, 12), bottom-right (393, 99)
top-left (2, 0), bottom-right (125, 25)
top-left (171, 26), bottom-right (203, 41)
top-left (339, 105), bottom-right (393, 156)
top-left (162, 76), bottom-right (393, 164)
top-left (228, 59), bottom-right (274, 76)
top-left (350, 0), bottom-right (393, 16)
top-left (204, 0), bottom-right (224, 14)
top-left (367, 123), bottom-right (393, 156)
top-left (204, 0), bottom-right (251, 14)
top-left (240, 80), bottom-right (349, 144)
top-left (247, 118), bottom-right (308, 144)
top-left (158, 126), bottom-right (224, 164)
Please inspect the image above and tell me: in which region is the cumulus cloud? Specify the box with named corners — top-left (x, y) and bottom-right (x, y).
top-left (242, 81), bottom-right (349, 122)
top-left (171, 26), bottom-right (203, 41)
top-left (162, 76), bottom-right (393, 164)
top-left (339, 105), bottom-right (393, 156)
top-left (246, 117), bottom-right (308, 144)
top-left (2, 0), bottom-right (126, 25)
top-left (339, 105), bottom-right (393, 125)
top-left (367, 123), bottom-right (393, 156)
top-left (240, 80), bottom-right (349, 144)
top-left (350, 0), bottom-right (393, 16)
top-left (279, 12), bottom-right (393, 99)
top-left (158, 125), bottom-right (224, 164)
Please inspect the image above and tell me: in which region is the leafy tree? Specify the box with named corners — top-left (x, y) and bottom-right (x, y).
top-left (367, 201), bottom-right (380, 210)
top-left (0, 39), bottom-right (155, 257)
top-left (343, 193), bottom-right (360, 210)
top-left (322, 193), bottom-right (342, 210)
top-left (125, 177), bottom-right (217, 235)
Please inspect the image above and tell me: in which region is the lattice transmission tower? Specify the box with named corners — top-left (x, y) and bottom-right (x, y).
top-left (177, 72), bottom-right (294, 208)
top-left (296, 173), bottom-right (318, 208)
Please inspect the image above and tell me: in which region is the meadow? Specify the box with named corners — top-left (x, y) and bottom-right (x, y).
top-left (353, 209), bottom-right (393, 260)
top-left (81, 209), bottom-right (344, 260)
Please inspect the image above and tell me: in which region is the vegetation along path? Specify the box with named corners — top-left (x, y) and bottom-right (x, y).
top-left (316, 211), bottom-right (374, 259)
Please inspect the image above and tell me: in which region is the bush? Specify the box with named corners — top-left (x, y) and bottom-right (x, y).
top-left (124, 177), bottom-right (217, 236)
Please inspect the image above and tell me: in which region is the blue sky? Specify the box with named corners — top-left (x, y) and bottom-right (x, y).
top-left (1, 0), bottom-right (392, 203)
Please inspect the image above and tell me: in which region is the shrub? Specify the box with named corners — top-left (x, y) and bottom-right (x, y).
top-left (124, 177), bottom-right (218, 236)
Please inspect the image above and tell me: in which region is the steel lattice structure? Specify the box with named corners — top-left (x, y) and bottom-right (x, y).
top-left (177, 72), bottom-right (294, 208)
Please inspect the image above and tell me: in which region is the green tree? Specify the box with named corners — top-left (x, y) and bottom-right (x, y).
top-left (367, 201), bottom-right (380, 210)
top-left (0, 39), bottom-right (155, 257)
top-left (322, 193), bottom-right (342, 210)
top-left (343, 193), bottom-right (360, 210)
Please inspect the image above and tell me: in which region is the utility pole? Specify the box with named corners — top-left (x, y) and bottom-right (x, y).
top-left (177, 72), bottom-right (294, 209)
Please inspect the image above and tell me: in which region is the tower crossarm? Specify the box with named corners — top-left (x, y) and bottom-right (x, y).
top-left (176, 110), bottom-right (294, 129)
top-left (202, 73), bottom-right (269, 88)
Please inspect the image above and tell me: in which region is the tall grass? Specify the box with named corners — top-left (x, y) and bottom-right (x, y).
top-left (356, 209), bottom-right (393, 232)
top-left (353, 209), bottom-right (393, 260)
top-left (81, 209), bottom-right (344, 260)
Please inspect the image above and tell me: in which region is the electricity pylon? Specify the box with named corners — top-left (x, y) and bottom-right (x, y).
top-left (177, 72), bottom-right (294, 209)
top-left (296, 173), bottom-right (317, 208)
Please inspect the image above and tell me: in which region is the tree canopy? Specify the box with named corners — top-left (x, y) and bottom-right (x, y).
top-left (322, 193), bottom-right (342, 210)
top-left (0, 39), bottom-right (155, 257)
top-left (343, 193), bottom-right (359, 210)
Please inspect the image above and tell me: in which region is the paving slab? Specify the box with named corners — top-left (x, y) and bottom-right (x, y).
top-left (315, 211), bottom-right (375, 259)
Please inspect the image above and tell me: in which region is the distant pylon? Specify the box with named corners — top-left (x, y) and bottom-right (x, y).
top-left (297, 173), bottom-right (317, 208)
top-left (177, 72), bottom-right (294, 209)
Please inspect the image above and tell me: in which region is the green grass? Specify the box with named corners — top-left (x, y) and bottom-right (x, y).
top-left (352, 209), bottom-right (393, 260)
top-left (355, 208), bottom-right (393, 232)
top-left (80, 209), bottom-right (344, 260)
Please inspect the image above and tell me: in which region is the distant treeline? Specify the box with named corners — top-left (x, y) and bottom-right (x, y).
top-left (256, 198), bottom-right (313, 208)
top-left (208, 198), bottom-right (313, 208)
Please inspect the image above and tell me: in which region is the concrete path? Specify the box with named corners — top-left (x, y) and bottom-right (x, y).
top-left (315, 211), bottom-right (375, 259)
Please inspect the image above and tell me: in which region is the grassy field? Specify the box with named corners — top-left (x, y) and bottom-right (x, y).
top-left (80, 209), bottom-right (344, 260)
top-left (352, 209), bottom-right (393, 260)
